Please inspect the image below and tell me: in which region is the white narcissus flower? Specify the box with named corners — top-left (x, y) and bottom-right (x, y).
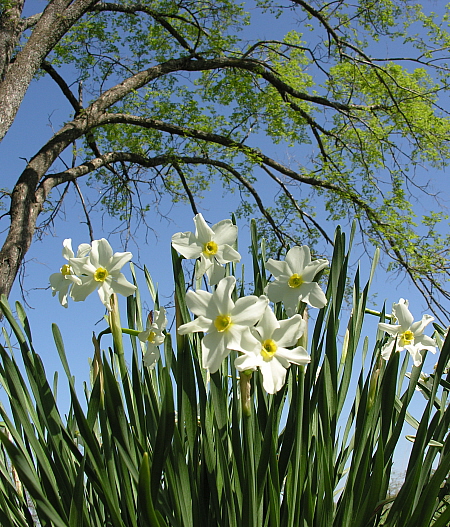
top-left (49, 239), bottom-right (90, 307)
top-left (138, 307), bottom-right (168, 369)
top-left (235, 306), bottom-right (310, 393)
top-left (69, 238), bottom-right (137, 310)
top-left (378, 298), bottom-right (437, 366)
top-left (177, 276), bottom-right (268, 373)
top-left (171, 213), bottom-right (241, 285)
top-left (265, 246), bottom-right (329, 316)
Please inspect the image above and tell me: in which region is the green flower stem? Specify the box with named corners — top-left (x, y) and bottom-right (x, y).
top-left (239, 370), bottom-right (252, 417)
top-left (365, 308), bottom-right (393, 320)
top-left (287, 365), bottom-right (305, 527)
top-left (91, 332), bottom-right (104, 408)
top-left (108, 293), bottom-right (127, 378)
top-left (97, 327), bottom-right (141, 341)
top-left (242, 389), bottom-right (258, 527)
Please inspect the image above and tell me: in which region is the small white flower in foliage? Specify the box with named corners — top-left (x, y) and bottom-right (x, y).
top-left (49, 239), bottom-right (90, 307)
top-left (235, 306), bottom-right (310, 394)
top-left (138, 307), bottom-right (168, 368)
top-left (378, 298), bottom-right (437, 366)
top-left (265, 246), bottom-right (329, 316)
top-left (177, 276), bottom-right (268, 373)
top-left (69, 238), bottom-right (136, 310)
top-left (171, 213), bottom-right (241, 285)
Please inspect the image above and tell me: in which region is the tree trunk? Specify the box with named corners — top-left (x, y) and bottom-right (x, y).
top-left (0, 0), bottom-right (99, 142)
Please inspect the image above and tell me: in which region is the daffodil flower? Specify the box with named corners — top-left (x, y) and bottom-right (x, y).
top-left (177, 276), bottom-right (268, 373)
top-left (171, 213), bottom-right (241, 285)
top-left (378, 298), bottom-right (437, 366)
top-left (49, 239), bottom-right (90, 307)
top-left (69, 238), bottom-right (137, 310)
top-left (235, 306), bottom-right (310, 393)
top-left (265, 246), bottom-right (329, 316)
top-left (138, 307), bottom-right (168, 368)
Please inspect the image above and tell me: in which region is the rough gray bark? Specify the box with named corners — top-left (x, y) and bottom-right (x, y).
top-left (0, 0), bottom-right (99, 142)
top-left (0, 0), bottom-right (25, 81)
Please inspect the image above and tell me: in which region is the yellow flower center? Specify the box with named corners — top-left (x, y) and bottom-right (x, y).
top-left (94, 267), bottom-right (109, 282)
top-left (146, 331), bottom-right (156, 344)
top-left (288, 273), bottom-right (304, 288)
top-left (261, 339), bottom-right (278, 362)
top-left (203, 240), bottom-right (218, 256)
top-left (214, 314), bottom-right (233, 332)
top-left (399, 329), bottom-right (414, 347)
top-left (61, 264), bottom-right (72, 276)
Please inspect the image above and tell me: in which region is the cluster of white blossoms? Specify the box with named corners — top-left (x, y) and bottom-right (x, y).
top-left (173, 214), bottom-right (329, 393)
top-left (50, 217), bottom-right (438, 393)
top-left (377, 298), bottom-right (437, 366)
top-left (50, 238), bottom-right (137, 310)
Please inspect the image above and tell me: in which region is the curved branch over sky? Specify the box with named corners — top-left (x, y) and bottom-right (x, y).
top-left (1, 0), bottom-right (450, 319)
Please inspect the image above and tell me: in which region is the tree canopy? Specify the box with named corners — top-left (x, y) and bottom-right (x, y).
top-left (1, 0), bottom-right (450, 319)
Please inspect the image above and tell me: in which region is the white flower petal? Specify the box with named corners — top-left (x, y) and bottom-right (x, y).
top-left (235, 351), bottom-right (260, 371)
top-left (49, 272), bottom-right (67, 291)
top-left (265, 259), bottom-right (291, 279)
top-left (70, 277), bottom-right (98, 302)
top-left (171, 231), bottom-right (203, 259)
top-left (107, 252), bottom-right (133, 275)
top-left (405, 345), bottom-right (424, 367)
top-left (178, 316), bottom-right (211, 334)
top-left (185, 288), bottom-right (213, 318)
top-left (90, 239), bottom-right (113, 269)
top-left (260, 358), bottom-right (288, 394)
top-left (57, 289), bottom-right (70, 307)
top-left (393, 299), bottom-right (414, 329)
top-left (143, 344), bottom-right (160, 369)
top-left (265, 279), bottom-right (292, 304)
top-left (65, 274), bottom-right (82, 285)
top-left (272, 315), bottom-right (306, 347)
top-left (254, 306), bottom-right (280, 341)
top-left (76, 243), bottom-right (91, 257)
top-left (378, 322), bottom-right (402, 336)
top-left (280, 287), bottom-right (305, 317)
top-left (110, 273), bottom-right (137, 297)
top-left (69, 256), bottom-right (96, 277)
top-left (232, 295), bottom-right (268, 326)
top-left (411, 314), bottom-right (434, 336)
top-left (226, 326), bottom-right (260, 354)
top-left (301, 259), bottom-right (329, 282)
top-left (211, 276), bottom-right (236, 315)
top-left (194, 213), bottom-right (215, 244)
top-left (211, 219), bottom-right (238, 246)
top-left (414, 334), bottom-right (437, 353)
top-left (195, 254), bottom-right (214, 279)
top-left (381, 337), bottom-right (397, 361)
top-left (62, 239), bottom-right (75, 260)
top-left (202, 331), bottom-right (229, 372)
top-left (206, 259), bottom-right (226, 286)
top-left (275, 345), bottom-right (310, 366)
top-left (215, 244), bottom-right (241, 264)
top-left (154, 307), bottom-right (168, 331)
top-left (285, 246), bottom-right (311, 274)
top-left (98, 281), bottom-right (115, 309)
top-left (297, 282), bottom-right (327, 309)
top-left (50, 273), bottom-right (72, 307)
